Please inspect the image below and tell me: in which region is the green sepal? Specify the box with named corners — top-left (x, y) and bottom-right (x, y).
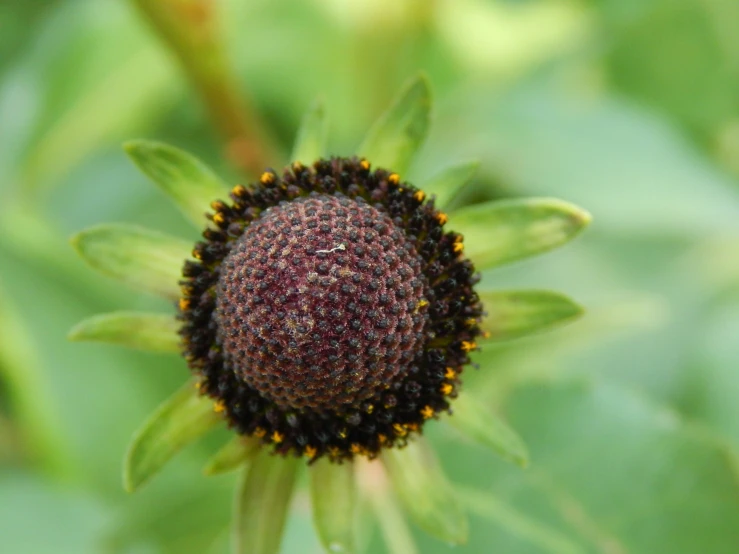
top-left (448, 394), bottom-right (529, 467)
top-left (382, 437), bottom-right (468, 544)
top-left (233, 452), bottom-right (299, 554)
top-left (203, 436), bottom-right (260, 476)
top-left (358, 74), bottom-right (431, 175)
top-left (124, 139), bottom-right (228, 226)
top-left (67, 311), bottom-right (180, 353)
top-left (71, 224), bottom-right (191, 300)
top-left (422, 160), bottom-right (479, 209)
top-left (310, 458), bottom-right (358, 554)
top-left (291, 98), bottom-right (329, 164)
top-left (479, 289), bottom-right (584, 341)
top-left (124, 380), bottom-right (221, 492)
top-left (450, 198), bottom-right (591, 270)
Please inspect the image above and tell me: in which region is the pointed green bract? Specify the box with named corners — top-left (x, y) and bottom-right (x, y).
top-left (451, 198), bottom-right (591, 270)
top-left (422, 160), bottom-right (479, 209)
top-left (358, 74), bottom-right (431, 175)
top-left (203, 436), bottom-right (260, 476)
top-left (291, 99), bottom-right (329, 164)
top-left (233, 452), bottom-right (299, 554)
top-left (382, 437), bottom-right (468, 544)
top-left (68, 311), bottom-right (180, 352)
top-left (367, 486), bottom-right (418, 554)
top-left (124, 139), bottom-right (228, 226)
top-left (448, 394), bottom-right (529, 467)
top-left (310, 458), bottom-right (358, 554)
top-left (479, 290), bottom-right (584, 341)
top-left (71, 224), bottom-right (191, 300)
top-left (124, 381), bottom-right (221, 492)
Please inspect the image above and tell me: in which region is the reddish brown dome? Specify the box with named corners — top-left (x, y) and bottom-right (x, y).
top-left (215, 194), bottom-right (428, 411)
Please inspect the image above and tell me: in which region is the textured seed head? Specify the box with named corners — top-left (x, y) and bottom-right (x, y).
top-left (179, 157), bottom-right (484, 461)
top-left (215, 194), bottom-right (428, 411)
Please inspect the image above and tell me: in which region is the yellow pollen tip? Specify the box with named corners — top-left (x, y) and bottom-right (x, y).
top-left (378, 434), bottom-right (387, 444)
top-left (213, 401), bottom-right (226, 414)
top-left (441, 383), bottom-right (454, 395)
top-left (359, 159), bottom-right (370, 170)
top-left (388, 173), bottom-right (400, 185)
top-left (461, 341), bottom-right (477, 352)
top-left (192, 249), bottom-right (202, 260)
top-left (305, 445), bottom-right (317, 458)
top-left (260, 171), bottom-right (275, 184)
top-left (338, 428), bottom-right (348, 439)
top-left (365, 404), bottom-right (374, 414)
top-left (407, 423), bottom-right (419, 432)
top-left (213, 213), bottom-right (225, 225)
top-left (328, 446), bottom-right (340, 457)
top-left (436, 212), bottom-right (448, 225)
top-left (421, 405), bottom-right (434, 419)
top-left (417, 299), bottom-right (429, 310)
top-left (179, 298), bottom-right (190, 311)
top-left (413, 190), bottom-right (425, 202)
top-left (465, 318), bottom-right (477, 328)
top-left (254, 427), bottom-right (266, 438)
top-left (272, 431), bottom-right (284, 443)
top-left (453, 242), bottom-right (464, 254)
top-left (445, 367), bottom-right (456, 379)
top-left (210, 200), bottom-right (225, 211)
top-left (292, 161), bottom-right (304, 171)
top-left (350, 443), bottom-right (362, 454)
top-left (392, 423), bottom-right (408, 437)
top-left (232, 184), bottom-right (247, 196)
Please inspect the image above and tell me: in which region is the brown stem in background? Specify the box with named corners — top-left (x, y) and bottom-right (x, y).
top-left (130, 0), bottom-right (279, 176)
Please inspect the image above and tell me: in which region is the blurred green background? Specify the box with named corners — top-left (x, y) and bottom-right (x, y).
top-left (3, 0), bottom-right (739, 552)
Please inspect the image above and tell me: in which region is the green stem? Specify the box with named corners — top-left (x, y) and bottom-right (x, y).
top-left (130, 0), bottom-right (279, 176)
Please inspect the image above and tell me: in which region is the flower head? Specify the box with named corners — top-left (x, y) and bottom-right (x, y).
top-left (180, 157), bottom-right (482, 462)
top-left (69, 75), bottom-right (589, 553)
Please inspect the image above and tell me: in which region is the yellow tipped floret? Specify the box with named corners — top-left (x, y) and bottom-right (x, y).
top-left (461, 341), bottom-right (476, 352)
top-left (260, 171), bottom-right (275, 184)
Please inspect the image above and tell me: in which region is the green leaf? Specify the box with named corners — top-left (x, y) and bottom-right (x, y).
top-left (382, 437), bottom-right (468, 545)
top-left (291, 99), bottom-right (329, 164)
top-left (447, 394), bottom-right (529, 467)
top-left (71, 224), bottom-right (191, 299)
top-left (203, 436), bottom-right (260, 476)
top-left (458, 487), bottom-right (585, 554)
top-left (358, 74), bottom-right (431, 175)
top-left (67, 311), bottom-right (180, 353)
top-left (451, 198), bottom-right (591, 270)
top-left (435, 381), bottom-right (739, 553)
top-left (479, 290), bottom-right (584, 341)
top-left (421, 160), bottom-right (479, 209)
top-left (233, 452), bottom-right (299, 554)
top-left (124, 381), bottom-right (221, 492)
top-left (310, 458), bottom-right (358, 554)
top-left (124, 140), bottom-right (228, 226)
